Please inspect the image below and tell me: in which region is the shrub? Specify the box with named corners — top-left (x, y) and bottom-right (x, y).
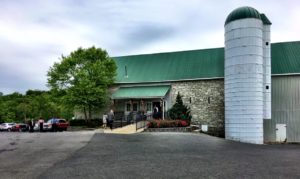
top-left (69, 119), bottom-right (102, 127)
top-left (69, 119), bottom-right (86, 126)
top-left (168, 93), bottom-right (192, 122)
top-left (147, 119), bottom-right (189, 128)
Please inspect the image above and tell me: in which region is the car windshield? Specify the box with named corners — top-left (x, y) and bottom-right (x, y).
top-left (59, 120), bottom-right (66, 123)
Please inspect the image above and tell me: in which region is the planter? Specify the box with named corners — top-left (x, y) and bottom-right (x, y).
top-left (144, 127), bottom-right (192, 132)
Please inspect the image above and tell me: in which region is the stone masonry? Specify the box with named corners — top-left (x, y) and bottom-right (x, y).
top-left (171, 79), bottom-right (224, 136)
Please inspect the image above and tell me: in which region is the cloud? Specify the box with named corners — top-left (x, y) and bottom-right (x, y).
top-left (0, 0), bottom-right (300, 94)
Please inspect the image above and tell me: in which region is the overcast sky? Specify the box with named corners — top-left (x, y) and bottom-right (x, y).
top-left (0, 0), bottom-right (299, 94)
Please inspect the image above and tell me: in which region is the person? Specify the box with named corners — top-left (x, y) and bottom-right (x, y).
top-left (107, 109), bottom-right (114, 130)
top-left (38, 117), bottom-right (44, 132)
top-left (52, 118), bottom-right (58, 132)
top-left (28, 119), bottom-right (34, 133)
top-left (102, 114), bottom-right (107, 129)
top-left (153, 105), bottom-right (159, 119)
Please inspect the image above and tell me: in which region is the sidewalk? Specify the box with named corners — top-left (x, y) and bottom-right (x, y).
top-left (102, 124), bottom-right (144, 134)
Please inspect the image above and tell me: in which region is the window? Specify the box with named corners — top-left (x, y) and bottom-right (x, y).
top-left (125, 65), bottom-right (128, 77)
top-left (266, 85), bottom-right (269, 90)
top-left (266, 42), bottom-right (269, 46)
top-left (208, 97), bottom-right (211, 104)
top-left (126, 103), bottom-right (131, 112)
top-left (146, 102), bottom-right (152, 112)
top-left (133, 103), bottom-right (138, 112)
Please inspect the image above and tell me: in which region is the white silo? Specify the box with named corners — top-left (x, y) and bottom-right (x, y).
top-left (261, 14), bottom-right (272, 119)
top-left (224, 6), bottom-right (272, 144)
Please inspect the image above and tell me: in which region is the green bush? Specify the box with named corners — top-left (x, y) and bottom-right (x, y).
top-left (168, 92), bottom-right (192, 122)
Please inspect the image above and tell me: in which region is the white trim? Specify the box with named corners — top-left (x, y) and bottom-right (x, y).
top-left (162, 99), bottom-right (165, 120)
top-left (125, 102), bottom-right (131, 112)
top-left (115, 77), bottom-right (224, 84)
top-left (113, 96), bottom-right (165, 100)
top-left (271, 73), bottom-right (300, 77)
top-left (116, 84), bottom-right (171, 87)
top-left (146, 102), bottom-right (152, 113)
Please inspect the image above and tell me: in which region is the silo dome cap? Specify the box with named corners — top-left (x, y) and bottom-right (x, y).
top-left (225, 6), bottom-right (262, 25)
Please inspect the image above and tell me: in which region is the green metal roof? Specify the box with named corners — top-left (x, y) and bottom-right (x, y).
top-left (112, 85), bottom-right (170, 99)
top-left (271, 41), bottom-right (300, 75)
top-left (114, 48), bottom-right (224, 83)
top-left (113, 41), bottom-right (300, 83)
top-left (225, 6), bottom-right (262, 25)
top-left (260, 13), bottom-right (272, 25)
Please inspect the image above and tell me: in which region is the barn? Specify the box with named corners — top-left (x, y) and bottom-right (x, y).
top-left (112, 40), bottom-right (300, 144)
top-left (87, 6), bottom-right (300, 144)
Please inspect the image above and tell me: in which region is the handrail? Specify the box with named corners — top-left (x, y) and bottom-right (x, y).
top-left (135, 113), bottom-right (152, 131)
top-left (109, 111), bottom-right (161, 130)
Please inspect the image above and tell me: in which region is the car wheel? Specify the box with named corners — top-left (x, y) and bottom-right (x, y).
top-left (7, 128), bottom-right (11, 132)
top-left (19, 128), bottom-right (22, 132)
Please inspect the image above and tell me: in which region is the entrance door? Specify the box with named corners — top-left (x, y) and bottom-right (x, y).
top-left (152, 102), bottom-right (161, 119)
top-left (276, 124), bottom-right (287, 142)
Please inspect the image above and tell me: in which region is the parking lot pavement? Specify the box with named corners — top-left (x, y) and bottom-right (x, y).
top-left (0, 131), bottom-right (95, 179)
top-left (38, 132), bottom-right (300, 179)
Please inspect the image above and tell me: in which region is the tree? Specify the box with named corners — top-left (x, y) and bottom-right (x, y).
top-left (168, 92), bottom-right (192, 122)
top-left (47, 47), bottom-right (117, 121)
top-left (16, 100), bottom-right (31, 122)
top-left (0, 90), bottom-right (73, 122)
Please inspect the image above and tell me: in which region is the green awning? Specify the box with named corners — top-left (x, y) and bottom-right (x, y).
top-left (112, 85), bottom-right (170, 99)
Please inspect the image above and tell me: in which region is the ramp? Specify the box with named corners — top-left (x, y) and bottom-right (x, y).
top-left (104, 124), bottom-right (144, 134)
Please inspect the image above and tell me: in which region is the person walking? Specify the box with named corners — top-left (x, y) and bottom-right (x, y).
top-left (102, 114), bottom-right (107, 129)
top-left (38, 117), bottom-right (44, 132)
top-left (28, 119), bottom-right (34, 133)
top-left (107, 109), bottom-right (114, 130)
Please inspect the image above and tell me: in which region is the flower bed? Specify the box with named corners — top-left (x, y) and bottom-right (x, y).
top-left (147, 119), bottom-right (189, 128)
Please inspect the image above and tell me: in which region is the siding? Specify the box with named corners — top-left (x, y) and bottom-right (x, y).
top-left (264, 76), bottom-right (300, 142)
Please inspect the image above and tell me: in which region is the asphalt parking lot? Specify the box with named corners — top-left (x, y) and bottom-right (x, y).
top-left (1, 131), bottom-right (300, 179)
top-left (0, 131), bottom-right (95, 179)
top-left (37, 132), bottom-right (300, 179)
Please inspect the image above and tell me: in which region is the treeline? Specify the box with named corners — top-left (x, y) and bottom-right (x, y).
top-left (0, 90), bottom-right (73, 123)
top-left (0, 46), bottom-right (116, 124)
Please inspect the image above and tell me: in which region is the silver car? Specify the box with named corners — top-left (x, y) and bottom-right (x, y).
top-left (0, 123), bottom-right (16, 131)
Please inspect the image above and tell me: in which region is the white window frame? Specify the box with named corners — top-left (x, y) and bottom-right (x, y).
top-left (125, 102), bottom-right (131, 112)
top-left (146, 102), bottom-right (152, 113)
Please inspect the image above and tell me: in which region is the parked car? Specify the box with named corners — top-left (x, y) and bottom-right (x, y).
top-left (0, 123), bottom-right (16, 131)
top-left (11, 123), bottom-right (29, 132)
top-left (44, 118), bottom-right (68, 132)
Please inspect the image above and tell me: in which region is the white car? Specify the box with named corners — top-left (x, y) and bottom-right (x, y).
top-left (0, 123), bottom-right (16, 131)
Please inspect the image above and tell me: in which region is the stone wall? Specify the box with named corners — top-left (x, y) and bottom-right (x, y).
top-left (171, 79), bottom-right (224, 136)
